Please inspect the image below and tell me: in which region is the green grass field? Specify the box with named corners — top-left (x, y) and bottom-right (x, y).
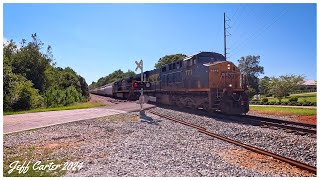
top-left (264, 92), bottom-right (316, 103)
top-left (249, 106), bottom-right (316, 116)
top-left (4, 102), bottom-right (105, 115)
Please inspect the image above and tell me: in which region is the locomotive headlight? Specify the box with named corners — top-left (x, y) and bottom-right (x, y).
top-left (229, 84), bottom-right (232, 87)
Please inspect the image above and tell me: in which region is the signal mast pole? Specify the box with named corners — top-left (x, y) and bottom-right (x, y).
top-left (135, 59), bottom-right (144, 116)
top-left (224, 12), bottom-right (227, 60)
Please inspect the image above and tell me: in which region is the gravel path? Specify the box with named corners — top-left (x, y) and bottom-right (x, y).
top-left (3, 111), bottom-right (315, 177)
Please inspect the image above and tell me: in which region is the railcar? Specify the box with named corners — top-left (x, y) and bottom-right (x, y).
top-left (91, 52), bottom-right (249, 114)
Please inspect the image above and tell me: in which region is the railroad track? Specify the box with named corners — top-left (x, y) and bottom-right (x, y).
top-left (148, 110), bottom-right (317, 175)
top-left (217, 113), bottom-right (316, 136)
top-left (154, 104), bottom-right (316, 136)
top-left (93, 94), bottom-right (316, 135)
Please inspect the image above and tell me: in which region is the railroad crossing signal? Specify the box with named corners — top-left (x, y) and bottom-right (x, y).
top-left (132, 81), bottom-right (151, 89)
top-left (135, 60), bottom-right (143, 71)
top-left (134, 59), bottom-right (145, 117)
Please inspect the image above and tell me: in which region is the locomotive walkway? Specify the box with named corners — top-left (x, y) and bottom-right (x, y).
top-left (3, 102), bottom-right (155, 134)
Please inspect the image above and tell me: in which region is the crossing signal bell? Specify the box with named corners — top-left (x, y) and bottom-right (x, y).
top-left (132, 81), bottom-right (151, 89)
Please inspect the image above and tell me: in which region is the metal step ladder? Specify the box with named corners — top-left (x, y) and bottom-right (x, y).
top-left (212, 89), bottom-right (224, 108)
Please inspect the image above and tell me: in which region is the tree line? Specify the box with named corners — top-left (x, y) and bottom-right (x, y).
top-left (3, 34), bottom-right (89, 112)
top-left (89, 70), bottom-right (136, 90)
top-left (237, 55), bottom-right (305, 102)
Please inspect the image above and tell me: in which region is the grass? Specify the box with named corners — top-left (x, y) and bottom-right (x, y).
top-left (249, 106), bottom-right (317, 116)
top-left (3, 146), bottom-right (67, 177)
top-left (264, 92), bottom-right (316, 103)
top-left (4, 102), bottom-right (105, 115)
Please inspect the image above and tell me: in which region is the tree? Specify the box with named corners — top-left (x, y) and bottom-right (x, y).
top-left (90, 69), bottom-right (136, 88)
top-left (44, 85), bottom-right (66, 107)
top-left (268, 75), bottom-right (304, 102)
top-left (11, 80), bottom-right (44, 110)
top-left (154, 54), bottom-right (187, 69)
top-left (78, 75), bottom-right (90, 99)
top-left (65, 85), bottom-right (81, 105)
top-left (237, 55), bottom-right (264, 94)
top-left (11, 34), bottom-right (51, 93)
top-left (259, 76), bottom-right (271, 95)
top-left (3, 34), bottom-right (90, 111)
top-left (59, 67), bottom-right (81, 92)
top-left (89, 81), bottom-right (97, 90)
top-left (3, 57), bottom-right (23, 111)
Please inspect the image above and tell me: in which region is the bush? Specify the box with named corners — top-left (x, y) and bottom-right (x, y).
top-left (65, 85), bottom-right (82, 105)
top-left (302, 101), bottom-right (310, 106)
top-left (262, 98), bottom-right (268, 103)
top-left (281, 102), bottom-right (288, 105)
top-left (274, 102), bottom-right (281, 105)
top-left (287, 102), bottom-right (297, 106)
top-left (263, 102), bottom-right (269, 105)
top-left (310, 102), bottom-right (317, 106)
top-left (288, 96), bottom-right (298, 102)
top-left (12, 80), bottom-right (45, 110)
top-left (296, 102), bottom-right (302, 106)
top-left (44, 86), bottom-right (66, 107)
top-left (250, 101), bottom-right (256, 105)
top-left (269, 102), bottom-right (275, 105)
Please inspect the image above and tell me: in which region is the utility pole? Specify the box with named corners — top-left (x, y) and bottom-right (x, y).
top-left (224, 12), bottom-right (227, 60)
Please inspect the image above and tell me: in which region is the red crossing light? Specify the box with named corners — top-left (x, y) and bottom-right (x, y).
top-left (133, 82), bottom-right (139, 88)
top-left (132, 81), bottom-right (151, 89)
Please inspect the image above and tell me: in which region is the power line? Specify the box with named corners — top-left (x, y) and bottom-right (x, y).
top-left (230, 4), bottom-right (275, 51)
top-left (230, 3), bottom-right (241, 21)
top-left (229, 7), bottom-right (289, 59)
top-left (230, 4), bottom-right (246, 29)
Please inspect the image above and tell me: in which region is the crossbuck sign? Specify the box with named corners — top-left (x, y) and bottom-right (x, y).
top-left (135, 60), bottom-right (143, 72)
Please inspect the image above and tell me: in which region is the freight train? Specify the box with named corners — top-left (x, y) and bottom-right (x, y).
top-left (91, 52), bottom-right (249, 114)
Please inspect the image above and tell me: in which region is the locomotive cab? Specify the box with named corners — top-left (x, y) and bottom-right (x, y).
top-left (206, 61), bottom-right (249, 114)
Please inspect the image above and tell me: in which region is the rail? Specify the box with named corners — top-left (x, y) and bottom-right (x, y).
top-left (149, 110), bottom-right (317, 174)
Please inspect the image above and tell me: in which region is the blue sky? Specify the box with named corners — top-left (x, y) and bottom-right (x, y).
top-left (3, 3), bottom-right (317, 84)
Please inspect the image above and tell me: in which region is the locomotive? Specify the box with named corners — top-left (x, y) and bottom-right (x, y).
top-left (91, 52), bottom-right (249, 114)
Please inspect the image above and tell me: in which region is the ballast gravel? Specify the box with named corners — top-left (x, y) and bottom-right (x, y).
top-left (151, 107), bottom-right (317, 167)
top-left (3, 110), bottom-right (315, 177)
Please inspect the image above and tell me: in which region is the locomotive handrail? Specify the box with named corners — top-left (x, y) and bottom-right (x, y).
top-left (232, 94), bottom-right (242, 102)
